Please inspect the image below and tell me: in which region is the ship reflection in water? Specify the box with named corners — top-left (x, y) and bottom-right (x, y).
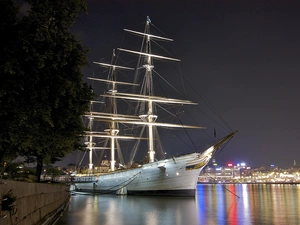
top-left (57, 184), bottom-right (300, 225)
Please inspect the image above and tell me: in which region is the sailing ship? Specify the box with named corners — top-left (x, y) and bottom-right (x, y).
top-left (71, 17), bottom-right (237, 197)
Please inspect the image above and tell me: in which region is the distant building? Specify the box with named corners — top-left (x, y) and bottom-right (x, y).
top-left (66, 163), bottom-right (76, 173)
top-left (199, 163), bottom-right (300, 184)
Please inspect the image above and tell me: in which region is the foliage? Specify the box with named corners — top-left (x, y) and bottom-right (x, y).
top-left (2, 190), bottom-right (17, 211)
top-left (1, 161), bottom-right (36, 182)
top-left (2, 162), bottom-right (21, 178)
top-left (46, 167), bottom-right (61, 181)
top-left (0, 0), bottom-right (93, 181)
top-left (0, 0), bottom-right (21, 167)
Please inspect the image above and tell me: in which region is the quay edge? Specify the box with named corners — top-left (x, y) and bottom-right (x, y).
top-left (0, 180), bottom-right (70, 225)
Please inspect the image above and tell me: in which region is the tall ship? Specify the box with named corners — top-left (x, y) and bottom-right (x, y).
top-left (71, 17), bottom-right (237, 197)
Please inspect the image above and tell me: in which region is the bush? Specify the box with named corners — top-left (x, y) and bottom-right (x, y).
top-left (2, 190), bottom-right (17, 211)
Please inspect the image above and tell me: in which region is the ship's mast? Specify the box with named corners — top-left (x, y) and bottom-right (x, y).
top-left (88, 104), bottom-right (94, 171)
top-left (107, 54), bottom-right (119, 171)
top-left (86, 101), bottom-right (108, 171)
top-left (89, 51), bottom-right (135, 172)
top-left (118, 16), bottom-right (198, 163)
top-left (143, 18), bottom-right (156, 163)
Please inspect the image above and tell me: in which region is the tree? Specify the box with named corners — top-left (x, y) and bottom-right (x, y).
top-left (0, 0), bottom-right (21, 166)
top-left (0, 0), bottom-right (93, 181)
top-left (46, 167), bottom-right (61, 182)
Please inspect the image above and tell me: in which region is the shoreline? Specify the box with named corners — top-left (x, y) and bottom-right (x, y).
top-left (198, 182), bottom-right (300, 185)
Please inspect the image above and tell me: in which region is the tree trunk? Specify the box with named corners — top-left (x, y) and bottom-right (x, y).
top-left (36, 156), bottom-right (43, 182)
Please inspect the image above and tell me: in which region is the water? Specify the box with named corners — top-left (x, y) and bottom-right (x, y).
top-left (56, 184), bottom-right (300, 225)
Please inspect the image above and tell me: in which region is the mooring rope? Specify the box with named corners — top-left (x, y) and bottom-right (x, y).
top-left (206, 173), bottom-right (240, 198)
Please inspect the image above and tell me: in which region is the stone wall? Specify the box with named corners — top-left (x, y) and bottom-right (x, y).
top-left (0, 180), bottom-right (70, 225)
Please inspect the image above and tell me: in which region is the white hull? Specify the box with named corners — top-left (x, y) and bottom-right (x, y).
top-left (72, 153), bottom-right (205, 196)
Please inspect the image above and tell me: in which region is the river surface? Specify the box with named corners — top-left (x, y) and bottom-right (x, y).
top-left (56, 184), bottom-right (300, 225)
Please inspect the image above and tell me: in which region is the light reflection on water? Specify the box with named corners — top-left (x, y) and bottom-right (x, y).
top-left (56, 184), bottom-right (300, 225)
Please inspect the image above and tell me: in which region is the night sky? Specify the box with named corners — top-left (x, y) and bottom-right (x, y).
top-left (21, 0), bottom-right (300, 168)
